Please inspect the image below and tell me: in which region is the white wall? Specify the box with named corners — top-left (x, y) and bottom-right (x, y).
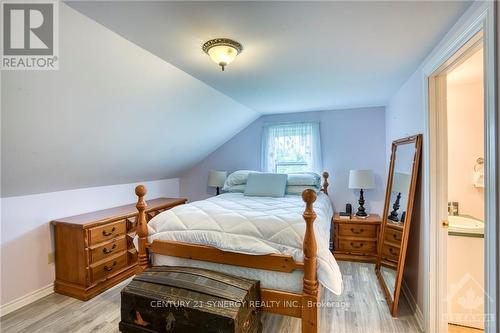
top-left (447, 80), bottom-right (484, 220)
top-left (0, 178), bottom-right (179, 308)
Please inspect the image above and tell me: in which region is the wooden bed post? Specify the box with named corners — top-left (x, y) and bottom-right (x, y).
top-left (301, 189), bottom-right (319, 333)
top-left (135, 185), bottom-right (150, 272)
top-left (321, 171), bottom-right (329, 195)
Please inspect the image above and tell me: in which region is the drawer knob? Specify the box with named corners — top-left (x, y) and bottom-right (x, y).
top-left (104, 261), bottom-right (117, 271)
top-left (350, 242), bottom-right (363, 249)
top-left (389, 247), bottom-right (398, 255)
top-left (102, 227), bottom-right (116, 236)
top-left (102, 243), bottom-right (117, 254)
top-left (393, 234), bottom-right (401, 241)
top-left (350, 228), bottom-right (364, 234)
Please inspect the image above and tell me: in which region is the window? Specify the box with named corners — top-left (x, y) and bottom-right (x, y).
top-left (261, 122), bottom-right (322, 173)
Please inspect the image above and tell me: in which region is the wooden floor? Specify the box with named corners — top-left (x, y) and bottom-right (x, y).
top-left (0, 262), bottom-right (422, 333)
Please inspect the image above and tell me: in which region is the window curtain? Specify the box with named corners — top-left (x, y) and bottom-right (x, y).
top-left (261, 122), bottom-right (322, 173)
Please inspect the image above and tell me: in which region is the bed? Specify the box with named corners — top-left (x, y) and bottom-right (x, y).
top-left (134, 172), bottom-right (341, 333)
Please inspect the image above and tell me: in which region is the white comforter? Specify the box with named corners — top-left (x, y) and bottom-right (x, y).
top-left (146, 192), bottom-right (342, 295)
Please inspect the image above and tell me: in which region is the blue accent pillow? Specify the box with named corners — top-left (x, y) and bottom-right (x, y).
top-left (244, 173), bottom-right (287, 197)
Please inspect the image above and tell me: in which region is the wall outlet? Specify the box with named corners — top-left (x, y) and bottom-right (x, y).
top-left (48, 252), bottom-right (55, 264)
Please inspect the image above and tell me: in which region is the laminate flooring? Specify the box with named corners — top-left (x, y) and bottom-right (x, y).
top-left (0, 262), bottom-right (422, 333)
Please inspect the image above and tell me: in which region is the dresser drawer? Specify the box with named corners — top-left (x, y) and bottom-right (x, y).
top-left (90, 237), bottom-right (127, 263)
top-left (89, 220), bottom-right (126, 245)
top-left (338, 239), bottom-right (377, 254)
top-left (382, 243), bottom-right (400, 262)
top-left (384, 228), bottom-right (403, 244)
top-left (90, 252), bottom-right (127, 283)
top-left (338, 224), bottom-right (377, 238)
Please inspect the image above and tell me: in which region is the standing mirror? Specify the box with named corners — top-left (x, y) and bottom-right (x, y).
top-left (376, 134), bottom-right (422, 316)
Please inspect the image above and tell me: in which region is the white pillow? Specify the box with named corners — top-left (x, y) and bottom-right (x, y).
top-left (222, 184), bottom-right (246, 193)
top-left (286, 172), bottom-right (321, 186)
top-left (223, 170), bottom-right (260, 189)
top-left (285, 185), bottom-right (321, 195)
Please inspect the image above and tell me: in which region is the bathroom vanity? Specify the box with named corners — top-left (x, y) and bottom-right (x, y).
top-left (447, 215), bottom-right (485, 330)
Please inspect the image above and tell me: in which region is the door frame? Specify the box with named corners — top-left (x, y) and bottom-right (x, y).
top-left (423, 2), bottom-right (497, 333)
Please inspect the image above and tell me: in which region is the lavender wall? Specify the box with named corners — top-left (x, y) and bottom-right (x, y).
top-left (0, 178), bottom-right (179, 310)
top-left (385, 67), bottom-right (426, 314)
top-left (180, 107), bottom-right (387, 215)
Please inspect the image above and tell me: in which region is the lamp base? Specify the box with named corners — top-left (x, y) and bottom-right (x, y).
top-left (387, 192), bottom-right (402, 222)
top-left (388, 215), bottom-right (399, 222)
top-left (355, 189), bottom-right (368, 217)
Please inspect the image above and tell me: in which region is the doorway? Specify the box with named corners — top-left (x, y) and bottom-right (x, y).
top-left (446, 42), bottom-right (485, 332)
top-left (426, 21), bottom-right (498, 333)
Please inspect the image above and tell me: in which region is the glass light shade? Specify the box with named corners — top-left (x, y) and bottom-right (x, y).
top-left (207, 45), bottom-right (238, 69)
top-left (348, 170), bottom-right (375, 189)
top-left (208, 170), bottom-right (227, 187)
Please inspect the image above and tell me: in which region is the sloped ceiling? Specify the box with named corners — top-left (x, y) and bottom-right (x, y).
top-left (67, 1), bottom-right (471, 113)
top-left (0, 4), bottom-right (257, 197)
top-left (1, 1), bottom-right (472, 197)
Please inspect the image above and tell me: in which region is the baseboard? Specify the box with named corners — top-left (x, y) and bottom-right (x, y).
top-left (401, 279), bottom-right (425, 332)
top-left (0, 283), bottom-right (54, 317)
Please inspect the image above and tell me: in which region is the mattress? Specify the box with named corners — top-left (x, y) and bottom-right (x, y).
top-left (145, 192), bottom-right (342, 294)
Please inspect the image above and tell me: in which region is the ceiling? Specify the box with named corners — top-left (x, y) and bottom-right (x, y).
top-left (67, 1), bottom-right (471, 114)
top-left (1, 4), bottom-right (257, 197)
top-left (447, 47), bottom-right (483, 86)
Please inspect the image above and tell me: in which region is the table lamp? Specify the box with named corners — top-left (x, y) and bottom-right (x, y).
top-left (208, 170), bottom-right (227, 195)
top-left (388, 172), bottom-right (411, 222)
top-left (348, 170), bottom-right (375, 217)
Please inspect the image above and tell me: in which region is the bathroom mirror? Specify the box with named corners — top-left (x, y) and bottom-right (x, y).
top-left (375, 134), bottom-right (422, 316)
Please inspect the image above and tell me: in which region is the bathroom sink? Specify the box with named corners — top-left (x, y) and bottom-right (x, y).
top-left (448, 215), bottom-right (484, 235)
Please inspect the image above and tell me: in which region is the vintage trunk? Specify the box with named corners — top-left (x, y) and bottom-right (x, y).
top-left (119, 266), bottom-right (262, 333)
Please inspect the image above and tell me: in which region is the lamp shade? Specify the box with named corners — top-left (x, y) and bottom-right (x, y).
top-left (207, 45), bottom-right (238, 68)
top-left (391, 172), bottom-right (411, 194)
top-left (208, 170), bottom-right (227, 187)
top-left (348, 170), bottom-right (375, 189)
top-left (203, 39), bottom-right (242, 71)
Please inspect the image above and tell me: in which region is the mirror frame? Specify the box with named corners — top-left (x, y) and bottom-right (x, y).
top-left (375, 134), bottom-right (422, 316)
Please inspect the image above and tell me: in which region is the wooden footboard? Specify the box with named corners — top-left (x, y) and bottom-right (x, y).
top-left (134, 171), bottom-right (329, 333)
top-left (301, 189), bottom-right (320, 332)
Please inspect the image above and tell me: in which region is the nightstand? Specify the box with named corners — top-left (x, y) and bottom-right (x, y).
top-left (331, 213), bottom-right (382, 263)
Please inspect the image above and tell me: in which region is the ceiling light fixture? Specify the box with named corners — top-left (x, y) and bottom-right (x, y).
top-left (202, 38), bottom-right (243, 71)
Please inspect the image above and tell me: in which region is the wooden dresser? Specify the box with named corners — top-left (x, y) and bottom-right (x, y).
top-left (52, 197), bottom-right (187, 300)
top-left (331, 213), bottom-right (382, 263)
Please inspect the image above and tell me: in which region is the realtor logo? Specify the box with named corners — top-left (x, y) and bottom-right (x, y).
top-left (445, 273), bottom-right (495, 328)
top-left (1, 0), bottom-right (58, 70)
